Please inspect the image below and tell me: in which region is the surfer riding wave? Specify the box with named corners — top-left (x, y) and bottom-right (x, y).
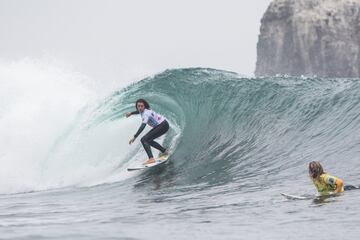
top-left (126, 99), bottom-right (169, 165)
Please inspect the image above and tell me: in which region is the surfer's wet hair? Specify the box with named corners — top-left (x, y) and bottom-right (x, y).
top-left (309, 161), bottom-right (324, 179)
top-left (135, 99), bottom-right (150, 110)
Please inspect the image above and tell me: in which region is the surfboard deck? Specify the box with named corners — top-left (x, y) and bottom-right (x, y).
top-left (127, 155), bottom-right (170, 171)
top-left (281, 192), bottom-right (340, 201)
top-left (280, 193), bottom-right (315, 200)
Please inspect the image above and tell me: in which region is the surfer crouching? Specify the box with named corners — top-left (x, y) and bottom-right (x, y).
top-left (126, 99), bottom-right (169, 165)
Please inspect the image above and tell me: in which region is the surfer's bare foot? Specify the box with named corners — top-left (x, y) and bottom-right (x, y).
top-left (144, 158), bottom-right (156, 165)
top-left (158, 150), bottom-right (169, 157)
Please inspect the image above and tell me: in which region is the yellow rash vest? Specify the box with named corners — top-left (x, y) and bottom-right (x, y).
top-left (312, 173), bottom-right (344, 195)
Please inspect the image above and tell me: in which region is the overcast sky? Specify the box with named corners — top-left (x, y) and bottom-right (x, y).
top-left (0, 0), bottom-right (272, 85)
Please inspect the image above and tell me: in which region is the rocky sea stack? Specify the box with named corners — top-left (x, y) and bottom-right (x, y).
top-left (255, 0), bottom-right (360, 77)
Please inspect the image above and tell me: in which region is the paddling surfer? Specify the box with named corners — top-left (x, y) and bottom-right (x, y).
top-left (309, 161), bottom-right (358, 195)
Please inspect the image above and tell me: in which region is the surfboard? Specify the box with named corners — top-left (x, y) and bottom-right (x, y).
top-left (280, 193), bottom-right (315, 200)
top-left (281, 192), bottom-right (340, 201)
top-left (127, 155), bottom-right (170, 171)
top-left (282, 186), bottom-right (358, 201)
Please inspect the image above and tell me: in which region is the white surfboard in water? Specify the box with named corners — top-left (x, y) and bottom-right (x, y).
top-left (281, 192), bottom-right (341, 201)
top-left (280, 193), bottom-right (314, 200)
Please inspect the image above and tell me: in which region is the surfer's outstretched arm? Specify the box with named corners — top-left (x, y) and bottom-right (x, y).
top-left (126, 111), bottom-right (139, 118)
top-left (129, 123), bottom-right (146, 144)
top-left (134, 123), bottom-right (146, 138)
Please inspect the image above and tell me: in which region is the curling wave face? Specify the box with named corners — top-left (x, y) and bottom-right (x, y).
top-left (1, 66), bottom-right (360, 195)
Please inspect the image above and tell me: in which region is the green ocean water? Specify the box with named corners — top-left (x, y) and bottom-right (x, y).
top-left (1, 68), bottom-right (360, 239)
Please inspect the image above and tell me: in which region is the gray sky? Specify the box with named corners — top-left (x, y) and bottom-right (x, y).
top-left (0, 0), bottom-right (271, 86)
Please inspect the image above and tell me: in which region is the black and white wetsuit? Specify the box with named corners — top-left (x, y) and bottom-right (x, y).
top-left (132, 109), bottom-right (169, 158)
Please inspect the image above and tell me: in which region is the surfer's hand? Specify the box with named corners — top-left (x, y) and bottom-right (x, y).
top-left (126, 112), bottom-right (132, 118)
top-left (129, 137), bottom-right (135, 144)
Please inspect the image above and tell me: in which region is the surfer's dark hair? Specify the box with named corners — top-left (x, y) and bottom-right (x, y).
top-left (135, 99), bottom-right (150, 110)
top-left (309, 161), bottom-right (324, 179)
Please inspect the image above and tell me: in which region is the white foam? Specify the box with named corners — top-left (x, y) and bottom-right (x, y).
top-left (0, 59), bottom-right (95, 194)
top-left (0, 59), bottom-right (183, 194)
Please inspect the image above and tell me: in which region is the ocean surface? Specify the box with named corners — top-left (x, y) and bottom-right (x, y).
top-left (1, 63), bottom-right (360, 239)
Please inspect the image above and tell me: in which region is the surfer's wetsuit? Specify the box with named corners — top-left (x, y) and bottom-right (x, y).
top-left (132, 109), bottom-right (169, 158)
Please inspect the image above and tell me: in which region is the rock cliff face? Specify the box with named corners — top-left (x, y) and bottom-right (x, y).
top-left (255, 0), bottom-right (360, 77)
